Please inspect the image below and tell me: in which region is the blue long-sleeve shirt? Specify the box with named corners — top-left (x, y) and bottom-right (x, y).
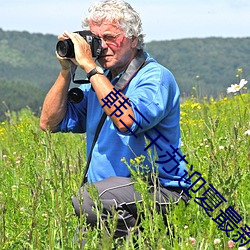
top-left (57, 52), bottom-right (189, 187)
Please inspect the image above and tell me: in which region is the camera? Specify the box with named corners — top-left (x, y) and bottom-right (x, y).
top-left (56, 30), bottom-right (102, 58)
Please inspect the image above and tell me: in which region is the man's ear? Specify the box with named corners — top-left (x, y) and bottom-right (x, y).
top-left (131, 36), bottom-right (139, 48)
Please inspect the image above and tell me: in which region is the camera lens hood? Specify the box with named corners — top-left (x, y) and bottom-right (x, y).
top-left (56, 39), bottom-right (75, 58)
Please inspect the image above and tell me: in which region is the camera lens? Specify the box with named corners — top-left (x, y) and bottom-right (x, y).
top-left (68, 88), bottom-right (84, 103)
top-left (56, 39), bottom-right (74, 58)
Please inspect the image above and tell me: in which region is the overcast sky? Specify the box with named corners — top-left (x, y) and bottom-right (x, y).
top-left (1, 0), bottom-right (250, 42)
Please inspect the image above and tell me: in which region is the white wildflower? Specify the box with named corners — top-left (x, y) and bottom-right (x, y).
top-left (244, 130), bottom-right (250, 136)
top-left (227, 79), bottom-right (248, 93)
top-left (214, 238), bottom-right (221, 244)
top-left (20, 207), bottom-right (25, 214)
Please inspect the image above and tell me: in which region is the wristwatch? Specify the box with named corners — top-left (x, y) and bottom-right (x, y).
top-left (87, 66), bottom-right (104, 80)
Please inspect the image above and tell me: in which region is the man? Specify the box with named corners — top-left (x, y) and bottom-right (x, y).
top-left (40, 0), bottom-right (189, 242)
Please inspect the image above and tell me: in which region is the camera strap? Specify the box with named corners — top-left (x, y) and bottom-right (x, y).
top-left (81, 50), bottom-right (150, 186)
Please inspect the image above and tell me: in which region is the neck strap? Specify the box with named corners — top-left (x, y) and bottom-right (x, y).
top-left (115, 50), bottom-right (147, 90)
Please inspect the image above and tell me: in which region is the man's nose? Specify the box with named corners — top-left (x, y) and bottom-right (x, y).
top-left (101, 38), bottom-right (108, 49)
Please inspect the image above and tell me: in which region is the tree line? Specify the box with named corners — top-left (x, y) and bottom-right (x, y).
top-left (0, 28), bottom-right (249, 120)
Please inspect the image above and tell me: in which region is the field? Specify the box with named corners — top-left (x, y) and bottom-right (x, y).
top-left (0, 90), bottom-right (249, 249)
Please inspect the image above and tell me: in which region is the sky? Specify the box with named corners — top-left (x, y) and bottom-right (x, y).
top-left (1, 0), bottom-right (250, 42)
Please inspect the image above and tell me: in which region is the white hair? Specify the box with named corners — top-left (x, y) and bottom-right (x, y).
top-left (82, 0), bottom-right (145, 49)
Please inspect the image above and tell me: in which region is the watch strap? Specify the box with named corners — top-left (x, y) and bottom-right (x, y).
top-left (87, 67), bottom-right (103, 80)
top-left (87, 68), bottom-right (97, 79)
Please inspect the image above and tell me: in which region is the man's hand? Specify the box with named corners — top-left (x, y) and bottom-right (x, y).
top-left (62, 31), bottom-right (96, 73)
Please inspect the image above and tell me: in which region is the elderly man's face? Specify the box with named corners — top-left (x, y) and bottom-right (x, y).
top-left (90, 20), bottom-right (138, 74)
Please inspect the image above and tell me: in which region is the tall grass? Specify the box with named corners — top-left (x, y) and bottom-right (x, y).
top-left (0, 93), bottom-right (249, 249)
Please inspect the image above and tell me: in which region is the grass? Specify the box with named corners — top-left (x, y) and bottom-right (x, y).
top-left (0, 92), bottom-right (249, 249)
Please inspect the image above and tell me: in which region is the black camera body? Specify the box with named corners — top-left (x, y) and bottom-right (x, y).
top-left (56, 30), bottom-right (102, 58)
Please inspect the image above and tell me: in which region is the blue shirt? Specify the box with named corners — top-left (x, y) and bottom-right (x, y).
top-left (58, 52), bottom-right (189, 187)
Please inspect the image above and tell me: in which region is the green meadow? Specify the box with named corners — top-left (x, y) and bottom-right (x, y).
top-left (0, 89), bottom-right (249, 249)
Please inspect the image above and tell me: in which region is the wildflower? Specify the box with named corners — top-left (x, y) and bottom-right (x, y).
top-left (228, 240), bottom-right (235, 248)
top-left (189, 237), bottom-right (196, 246)
top-left (214, 238), bottom-right (221, 244)
top-left (227, 79), bottom-right (248, 93)
top-left (42, 213), bottom-right (48, 221)
top-left (191, 103), bottom-right (201, 109)
top-left (130, 159), bottom-right (135, 165)
top-left (12, 185), bottom-right (17, 192)
top-left (218, 145), bottom-right (224, 150)
top-left (135, 157), bottom-right (141, 164)
top-left (237, 67), bottom-right (243, 73)
top-left (121, 157), bottom-right (126, 164)
top-left (244, 130), bottom-right (250, 136)
top-left (184, 225), bottom-right (188, 229)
